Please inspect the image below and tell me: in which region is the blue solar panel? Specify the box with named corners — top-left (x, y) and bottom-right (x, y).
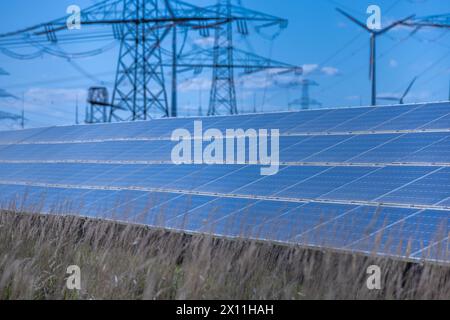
top-left (413, 236), bottom-right (449, 261)
top-left (208, 200), bottom-right (304, 238)
top-left (293, 206), bottom-right (420, 248)
top-left (134, 193), bottom-right (218, 226)
top-left (163, 165), bottom-right (241, 190)
top-left (276, 166), bottom-right (378, 199)
top-left (351, 132), bottom-right (450, 163)
top-left (422, 113), bottom-right (450, 130)
top-left (1, 101), bottom-right (449, 263)
top-left (438, 197), bottom-right (450, 207)
top-left (350, 209), bottom-right (449, 258)
top-left (2, 132), bottom-right (447, 165)
top-left (321, 166), bottom-right (439, 203)
top-left (373, 103), bottom-right (450, 131)
top-left (256, 202), bottom-right (359, 242)
top-left (0, 162), bottom-right (448, 209)
top-left (0, 127), bottom-right (47, 145)
top-left (330, 105), bottom-right (418, 132)
top-left (234, 166), bottom-right (329, 196)
top-left (167, 197), bottom-right (257, 232)
top-left (280, 135), bottom-right (351, 162)
top-left (407, 137), bottom-right (450, 164)
top-left (379, 167), bottom-right (450, 205)
top-left (303, 134), bottom-right (397, 163)
top-left (287, 107), bottom-right (373, 133)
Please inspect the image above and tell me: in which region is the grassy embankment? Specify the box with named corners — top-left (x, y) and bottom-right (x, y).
top-left (0, 210), bottom-right (449, 300)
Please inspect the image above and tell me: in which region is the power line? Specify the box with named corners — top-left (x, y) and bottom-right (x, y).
top-left (1, 71), bottom-right (115, 90)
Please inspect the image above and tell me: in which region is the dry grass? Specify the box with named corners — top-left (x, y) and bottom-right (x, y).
top-left (0, 211), bottom-right (449, 300)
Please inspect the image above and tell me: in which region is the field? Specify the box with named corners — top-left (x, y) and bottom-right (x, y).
top-left (0, 210), bottom-right (449, 300)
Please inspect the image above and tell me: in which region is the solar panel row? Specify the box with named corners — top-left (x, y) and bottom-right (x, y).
top-left (0, 132), bottom-right (449, 164)
top-left (0, 102), bottom-right (449, 263)
top-left (0, 102), bottom-right (449, 145)
top-left (0, 163), bottom-right (449, 206)
top-left (0, 184), bottom-right (447, 261)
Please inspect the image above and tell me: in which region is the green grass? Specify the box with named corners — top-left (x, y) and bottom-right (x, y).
top-left (0, 211), bottom-right (449, 300)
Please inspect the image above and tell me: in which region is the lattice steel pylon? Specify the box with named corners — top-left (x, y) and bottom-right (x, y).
top-left (0, 0), bottom-right (290, 121)
top-left (0, 0), bottom-right (230, 123)
top-left (289, 79), bottom-right (321, 110)
top-left (208, 0), bottom-right (237, 116)
top-left (86, 87), bottom-right (110, 123)
top-left (110, 0), bottom-right (170, 121)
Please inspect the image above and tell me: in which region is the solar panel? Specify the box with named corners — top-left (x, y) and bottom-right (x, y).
top-left (0, 101), bottom-right (449, 263)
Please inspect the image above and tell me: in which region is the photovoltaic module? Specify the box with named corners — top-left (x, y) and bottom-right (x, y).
top-left (0, 102), bottom-right (449, 263)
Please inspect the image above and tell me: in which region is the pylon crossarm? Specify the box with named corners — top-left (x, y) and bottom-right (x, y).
top-left (204, 3), bottom-right (287, 26)
top-left (171, 47), bottom-right (301, 74)
top-left (402, 13), bottom-right (450, 29)
top-left (0, 111), bottom-right (21, 121)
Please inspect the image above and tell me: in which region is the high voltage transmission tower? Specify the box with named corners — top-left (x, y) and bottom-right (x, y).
top-left (273, 77), bottom-right (321, 110)
top-left (0, 0), bottom-right (299, 124)
top-left (204, 0), bottom-right (295, 115)
top-left (0, 0), bottom-right (228, 122)
top-left (209, 0), bottom-right (237, 115)
top-left (289, 79), bottom-right (321, 110)
top-left (171, 0), bottom-right (299, 116)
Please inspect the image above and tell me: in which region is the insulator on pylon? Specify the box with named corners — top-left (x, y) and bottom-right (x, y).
top-left (112, 24), bottom-right (123, 40)
top-left (237, 20), bottom-right (249, 35)
top-left (44, 24), bottom-right (58, 43)
top-left (199, 22), bottom-right (210, 37)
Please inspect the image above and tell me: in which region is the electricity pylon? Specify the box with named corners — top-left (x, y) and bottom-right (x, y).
top-left (0, 0), bottom-right (232, 122)
top-left (289, 79), bottom-right (321, 110)
top-left (206, 0), bottom-right (288, 115)
top-left (0, 0), bottom-right (291, 121)
top-left (175, 47), bottom-right (301, 115)
top-left (208, 0), bottom-right (237, 115)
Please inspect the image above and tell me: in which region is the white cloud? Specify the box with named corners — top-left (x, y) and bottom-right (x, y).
top-left (301, 64), bottom-right (339, 76)
top-left (321, 66), bottom-right (339, 76)
top-left (302, 64), bottom-right (319, 75)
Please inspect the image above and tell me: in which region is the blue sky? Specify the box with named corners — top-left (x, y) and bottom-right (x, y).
top-left (0, 0), bottom-right (449, 129)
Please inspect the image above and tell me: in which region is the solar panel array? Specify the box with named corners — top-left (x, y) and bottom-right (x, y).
top-left (0, 102), bottom-right (449, 263)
